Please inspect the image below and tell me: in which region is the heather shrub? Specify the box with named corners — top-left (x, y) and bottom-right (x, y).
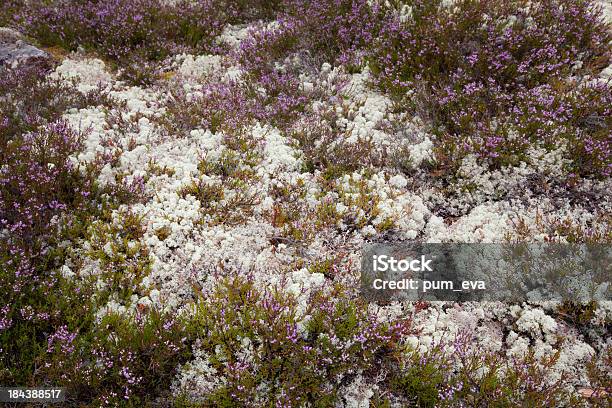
top-left (86, 209), bottom-right (152, 303)
top-left (179, 141), bottom-right (260, 226)
top-left (17, 204), bottom-right (190, 406)
top-left (0, 62), bottom-right (181, 405)
top-left (585, 347), bottom-right (612, 406)
top-left (0, 63), bottom-right (109, 147)
top-left (254, 69), bottom-right (311, 127)
top-left (17, 289), bottom-right (195, 406)
top-left (82, 308), bottom-right (193, 406)
top-left (268, 174), bottom-right (395, 244)
top-left (162, 79), bottom-right (262, 135)
top-left (238, 20), bottom-right (301, 74)
top-left (510, 209), bottom-right (612, 244)
top-left (239, 0), bottom-right (387, 72)
top-left (549, 215), bottom-right (612, 244)
top-left (391, 336), bottom-right (580, 407)
top-left (0, 117), bottom-right (94, 387)
top-left (0, 262), bottom-right (97, 386)
top-left (182, 273), bottom-right (409, 405)
top-left (1, 120), bottom-right (83, 242)
top-left (19, 0), bottom-right (229, 83)
top-left (289, 100), bottom-right (385, 179)
top-left (0, 63), bottom-right (109, 254)
top-left (15, 0), bottom-right (291, 84)
top-left (368, 0), bottom-right (611, 177)
top-left (176, 274), bottom-right (592, 406)
top-left (227, 0), bottom-right (285, 22)
top-left (283, 0), bottom-right (385, 68)
top-left (163, 71), bottom-right (309, 134)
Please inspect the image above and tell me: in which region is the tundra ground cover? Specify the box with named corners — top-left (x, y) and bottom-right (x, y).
top-left (1, 0), bottom-right (611, 406)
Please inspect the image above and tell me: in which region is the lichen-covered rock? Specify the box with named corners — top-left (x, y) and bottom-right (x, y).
top-left (0, 27), bottom-right (49, 67)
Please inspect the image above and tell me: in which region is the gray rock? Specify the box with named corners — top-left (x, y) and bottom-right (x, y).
top-left (0, 27), bottom-right (50, 67)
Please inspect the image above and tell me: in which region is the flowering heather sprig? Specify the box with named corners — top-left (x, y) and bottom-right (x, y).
top-left (0, 305), bottom-right (12, 332)
top-left (256, 69), bottom-right (310, 126)
top-left (227, 0), bottom-right (284, 22)
top-left (47, 325), bottom-right (78, 354)
top-left (287, 95), bottom-right (386, 179)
